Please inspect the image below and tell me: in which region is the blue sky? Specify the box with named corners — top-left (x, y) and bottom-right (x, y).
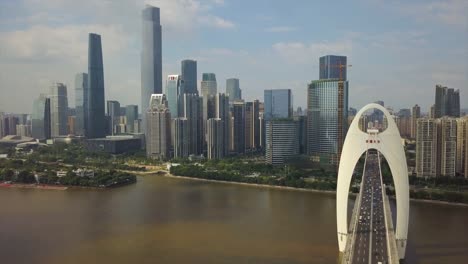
top-left (0, 0), bottom-right (466, 114)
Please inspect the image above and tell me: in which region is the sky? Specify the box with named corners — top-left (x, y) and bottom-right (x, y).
top-left (0, 0), bottom-right (467, 114)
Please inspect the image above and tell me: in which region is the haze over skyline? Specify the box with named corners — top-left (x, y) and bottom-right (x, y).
top-left (0, 0), bottom-right (467, 114)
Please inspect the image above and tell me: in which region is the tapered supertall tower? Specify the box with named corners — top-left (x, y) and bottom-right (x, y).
top-left (86, 33), bottom-right (105, 138)
top-left (141, 5), bottom-right (162, 129)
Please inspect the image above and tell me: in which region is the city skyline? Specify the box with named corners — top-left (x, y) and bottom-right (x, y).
top-left (0, 0), bottom-right (466, 114)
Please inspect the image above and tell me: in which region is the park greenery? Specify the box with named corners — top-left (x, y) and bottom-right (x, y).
top-left (1, 142), bottom-right (467, 203)
top-left (170, 157), bottom-right (339, 191)
top-left (0, 146), bottom-right (137, 188)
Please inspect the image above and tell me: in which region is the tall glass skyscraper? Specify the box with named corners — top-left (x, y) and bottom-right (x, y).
top-left (263, 89), bottom-right (292, 121)
top-left (106, 100), bottom-right (120, 135)
top-left (319, 55), bottom-right (347, 80)
top-left (32, 94), bottom-right (51, 140)
top-left (75, 73), bottom-right (88, 136)
top-left (307, 79), bottom-right (348, 165)
top-left (215, 93), bottom-right (230, 156)
top-left (232, 101), bottom-right (246, 154)
top-left (86, 33), bottom-right (106, 138)
top-left (126, 105), bottom-right (138, 133)
top-left (226, 78), bottom-right (241, 103)
top-left (435, 84), bottom-right (460, 118)
top-left (201, 73), bottom-right (217, 97)
top-left (207, 118), bottom-right (224, 159)
top-left (165, 75), bottom-right (185, 118)
top-left (181, 60), bottom-right (197, 94)
top-left (180, 93), bottom-right (202, 155)
top-left (141, 5), bottom-right (162, 129)
top-left (266, 119), bottom-right (299, 165)
top-left (49, 83), bottom-right (68, 137)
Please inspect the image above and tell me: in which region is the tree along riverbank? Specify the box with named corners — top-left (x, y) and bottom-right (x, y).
top-left (0, 158), bottom-right (137, 189)
top-left (169, 164), bottom-right (468, 205)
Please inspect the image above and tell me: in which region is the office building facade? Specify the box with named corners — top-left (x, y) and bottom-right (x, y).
top-left (87, 33), bottom-right (106, 138)
top-left (203, 94), bottom-right (216, 136)
top-left (319, 55), bottom-right (347, 80)
top-left (411, 104), bottom-right (420, 139)
top-left (107, 100), bottom-right (120, 135)
top-left (215, 93), bottom-right (230, 156)
top-left (264, 89), bottom-right (292, 121)
top-left (172, 118), bottom-right (189, 158)
top-left (250, 100), bottom-right (261, 150)
top-left (232, 101), bottom-right (246, 154)
top-left (201, 73), bottom-right (217, 97)
top-left (126, 105), bottom-right (138, 133)
top-left (180, 93), bottom-right (202, 155)
top-left (434, 85), bottom-right (460, 118)
top-left (294, 115), bottom-right (308, 154)
top-left (75, 73), bottom-right (88, 136)
top-left (49, 83), bottom-right (68, 137)
top-left (207, 118), bottom-right (225, 159)
top-left (226, 78), bottom-right (241, 103)
top-left (181, 60), bottom-right (197, 94)
top-left (141, 5), bottom-right (162, 114)
top-left (307, 79), bottom-right (348, 165)
top-left (146, 94), bottom-right (171, 159)
top-left (265, 119), bottom-right (299, 165)
top-left (32, 94), bottom-right (51, 140)
top-left (165, 74), bottom-right (185, 118)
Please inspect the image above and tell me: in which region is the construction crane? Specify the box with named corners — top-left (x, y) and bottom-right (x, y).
top-left (320, 63), bottom-right (352, 81)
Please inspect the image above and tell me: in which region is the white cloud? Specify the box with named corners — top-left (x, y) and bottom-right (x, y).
top-left (146, 0), bottom-right (235, 33)
top-left (272, 40), bottom-right (353, 64)
top-left (366, 0), bottom-right (468, 28)
top-left (199, 15), bottom-right (235, 29)
top-left (407, 0), bottom-right (468, 27)
top-left (0, 24), bottom-right (128, 65)
top-left (265, 26), bottom-right (297, 33)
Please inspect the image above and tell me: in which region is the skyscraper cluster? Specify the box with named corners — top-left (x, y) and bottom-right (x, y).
top-left (30, 33), bottom-right (107, 140)
top-left (414, 85), bottom-right (465, 178)
top-left (20, 4), bottom-right (465, 175)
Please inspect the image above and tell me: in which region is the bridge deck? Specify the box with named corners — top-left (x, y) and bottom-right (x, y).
top-left (343, 150), bottom-right (399, 264)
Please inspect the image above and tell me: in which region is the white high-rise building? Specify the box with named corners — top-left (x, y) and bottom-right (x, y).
top-left (416, 118), bottom-right (437, 178)
top-left (146, 94), bottom-right (171, 159)
top-left (49, 83), bottom-right (68, 137)
top-left (437, 117), bottom-right (457, 177)
top-left (456, 117), bottom-right (468, 177)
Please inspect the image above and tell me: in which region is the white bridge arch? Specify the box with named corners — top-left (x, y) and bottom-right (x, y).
top-left (336, 103), bottom-right (409, 259)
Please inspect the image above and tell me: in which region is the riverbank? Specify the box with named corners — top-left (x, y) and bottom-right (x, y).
top-left (160, 172), bottom-right (468, 207)
top-left (0, 179), bottom-right (136, 191)
top-left (398, 196), bottom-right (468, 207)
top-left (161, 172), bottom-right (338, 195)
top-left (0, 183), bottom-right (68, 190)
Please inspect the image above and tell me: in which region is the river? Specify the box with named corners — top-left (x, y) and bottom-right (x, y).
top-left (0, 175), bottom-right (467, 263)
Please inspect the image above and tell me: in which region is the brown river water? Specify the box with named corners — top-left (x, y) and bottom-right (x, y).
top-left (0, 175), bottom-right (467, 263)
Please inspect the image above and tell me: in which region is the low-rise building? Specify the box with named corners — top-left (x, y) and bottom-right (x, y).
top-left (73, 168), bottom-right (95, 177)
top-left (56, 170), bottom-right (67, 177)
top-left (84, 135), bottom-right (142, 154)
